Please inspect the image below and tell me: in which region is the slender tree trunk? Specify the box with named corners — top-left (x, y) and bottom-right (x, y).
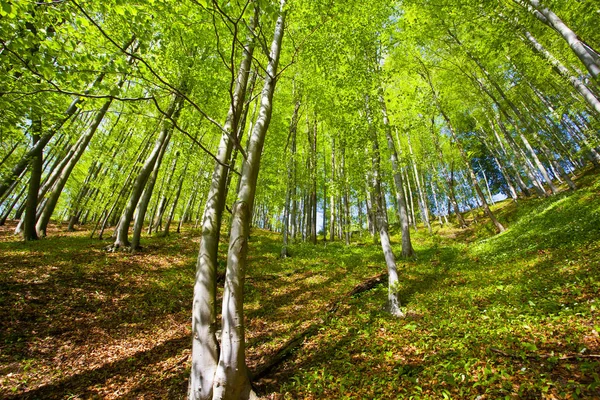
top-left (524, 31), bottom-right (600, 115)
top-left (281, 100), bottom-right (299, 257)
top-left (379, 94), bottom-right (414, 257)
top-left (329, 137), bottom-right (336, 242)
top-left (521, 0), bottom-right (600, 80)
top-left (36, 91), bottom-right (119, 237)
top-left (130, 129), bottom-right (172, 250)
top-left (111, 96), bottom-right (180, 249)
top-left (408, 134), bottom-right (431, 232)
top-left (308, 115), bottom-right (318, 245)
top-left (421, 64), bottom-right (505, 232)
top-left (483, 138), bottom-right (519, 201)
top-left (367, 98), bottom-right (403, 317)
top-left (0, 77), bottom-right (105, 199)
top-left (342, 147), bottom-right (350, 245)
top-left (164, 159), bottom-right (188, 236)
top-left (23, 122), bottom-right (42, 241)
top-left (404, 167), bottom-right (418, 231)
top-left (430, 180), bottom-right (444, 226)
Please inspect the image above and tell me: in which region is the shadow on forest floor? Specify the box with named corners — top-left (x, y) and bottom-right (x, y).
top-left (1, 169), bottom-right (600, 399)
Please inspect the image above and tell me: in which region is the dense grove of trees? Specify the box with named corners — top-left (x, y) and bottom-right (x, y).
top-left (1, 0), bottom-right (599, 398)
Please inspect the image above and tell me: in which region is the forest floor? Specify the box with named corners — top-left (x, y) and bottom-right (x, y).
top-left (1, 169), bottom-right (600, 399)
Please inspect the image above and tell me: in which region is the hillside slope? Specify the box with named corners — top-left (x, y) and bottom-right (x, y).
top-left (0, 171), bottom-right (599, 399)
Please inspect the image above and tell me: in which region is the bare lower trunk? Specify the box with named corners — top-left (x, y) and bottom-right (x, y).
top-left (380, 95), bottom-right (413, 257)
top-left (211, 5), bottom-right (285, 398)
top-left (36, 94), bottom-right (116, 237)
top-left (523, 0), bottom-right (600, 79)
top-left (131, 131), bottom-right (172, 250)
top-left (189, 10), bottom-right (258, 399)
top-left (23, 124), bottom-right (42, 241)
top-left (112, 96), bottom-right (180, 249)
top-left (367, 98), bottom-right (403, 317)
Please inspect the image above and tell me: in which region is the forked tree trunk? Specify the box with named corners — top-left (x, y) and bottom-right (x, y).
top-left (189, 8), bottom-right (258, 399)
top-left (111, 95), bottom-right (181, 249)
top-left (211, 4), bottom-right (285, 398)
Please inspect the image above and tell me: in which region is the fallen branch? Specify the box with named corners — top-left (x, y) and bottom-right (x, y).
top-left (490, 347), bottom-right (600, 360)
top-left (251, 273), bottom-right (387, 382)
top-left (165, 353), bottom-right (190, 372)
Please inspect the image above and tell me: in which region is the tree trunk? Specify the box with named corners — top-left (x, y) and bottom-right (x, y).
top-left (212, 4), bottom-right (285, 398)
top-left (189, 8), bottom-right (258, 398)
top-left (522, 0), bottom-right (600, 80)
top-left (164, 158), bottom-right (188, 236)
top-left (111, 96), bottom-right (180, 249)
top-left (36, 92), bottom-right (118, 237)
top-left (130, 129), bottom-right (172, 250)
top-left (367, 99), bottom-right (403, 317)
top-left (329, 137), bottom-right (336, 242)
top-left (379, 94), bottom-right (414, 257)
top-left (23, 122), bottom-right (42, 241)
top-left (281, 99), bottom-right (299, 257)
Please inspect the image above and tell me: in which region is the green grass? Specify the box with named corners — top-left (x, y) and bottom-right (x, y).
top-left (274, 171), bottom-right (600, 399)
top-left (0, 170), bottom-right (599, 399)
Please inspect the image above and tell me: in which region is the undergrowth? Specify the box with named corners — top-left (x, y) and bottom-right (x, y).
top-left (0, 170), bottom-right (598, 399)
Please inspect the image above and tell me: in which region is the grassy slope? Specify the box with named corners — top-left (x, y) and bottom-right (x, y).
top-left (273, 170), bottom-right (600, 399)
top-left (0, 170), bottom-right (598, 399)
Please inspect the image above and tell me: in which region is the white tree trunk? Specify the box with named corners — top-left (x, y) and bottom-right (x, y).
top-left (212, 3), bottom-right (286, 398)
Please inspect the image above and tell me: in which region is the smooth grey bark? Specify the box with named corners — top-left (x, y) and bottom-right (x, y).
top-left (487, 115), bottom-right (530, 197)
top-left (189, 9), bottom-right (257, 399)
top-left (524, 31), bottom-right (600, 115)
top-left (36, 92), bottom-right (118, 237)
top-left (329, 137), bottom-right (335, 242)
top-left (164, 158), bottom-right (188, 236)
top-left (130, 128), bottom-right (172, 250)
top-left (211, 3), bottom-right (285, 398)
top-left (281, 100), bottom-right (299, 257)
top-left (23, 124), bottom-right (42, 241)
top-left (309, 117), bottom-right (318, 245)
top-left (429, 121), bottom-right (466, 227)
top-left (111, 97), bottom-right (180, 249)
top-left (407, 134), bottom-right (431, 232)
top-left (473, 60), bottom-right (558, 195)
top-left (522, 0), bottom-right (600, 80)
top-left (379, 94), bottom-right (414, 257)
top-left (421, 65), bottom-right (505, 233)
top-left (404, 166), bottom-right (417, 231)
top-left (367, 100), bottom-right (403, 317)
top-left (342, 147), bottom-right (351, 245)
top-left (430, 180), bottom-right (444, 226)
top-left (479, 162), bottom-right (494, 205)
top-left (448, 119), bottom-right (505, 233)
top-left (153, 151), bottom-right (180, 233)
top-left (483, 137), bottom-right (519, 201)
top-left (0, 84), bottom-right (100, 200)
top-left (492, 105), bottom-right (547, 197)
